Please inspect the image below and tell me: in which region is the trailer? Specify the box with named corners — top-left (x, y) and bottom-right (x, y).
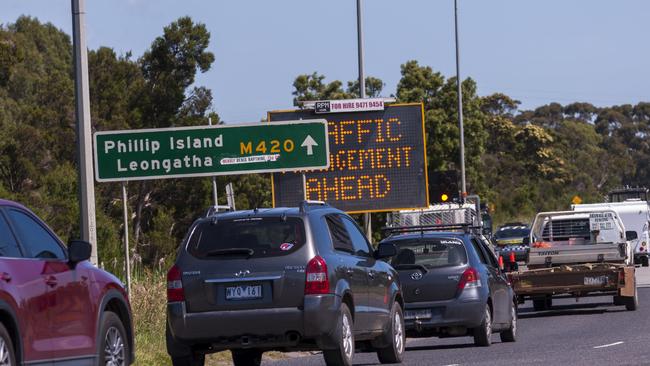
top-left (507, 209), bottom-right (638, 311)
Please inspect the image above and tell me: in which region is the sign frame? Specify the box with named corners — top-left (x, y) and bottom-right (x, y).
top-left (267, 102), bottom-right (429, 214)
top-left (93, 119), bottom-right (329, 182)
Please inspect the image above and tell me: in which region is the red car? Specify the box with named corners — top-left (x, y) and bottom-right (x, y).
top-left (0, 199), bottom-right (134, 365)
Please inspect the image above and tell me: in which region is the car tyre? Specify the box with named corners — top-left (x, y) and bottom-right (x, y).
top-left (231, 349), bottom-right (263, 366)
top-left (99, 311), bottom-right (130, 366)
top-left (473, 304), bottom-right (492, 347)
top-left (532, 296), bottom-right (552, 311)
top-left (499, 303), bottom-right (517, 342)
top-left (376, 302), bottom-right (406, 364)
top-left (0, 322), bottom-right (16, 366)
top-left (323, 303), bottom-right (354, 366)
top-left (641, 256), bottom-right (649, 267)
top-left (167, 323), bottom-right (205, 366)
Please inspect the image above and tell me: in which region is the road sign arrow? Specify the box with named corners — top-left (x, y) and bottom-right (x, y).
top-left (301, 135), bottom-right (318, 155)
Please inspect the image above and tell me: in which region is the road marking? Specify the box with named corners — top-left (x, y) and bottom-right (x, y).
top-left (593, 341), bottom-right (624, 349)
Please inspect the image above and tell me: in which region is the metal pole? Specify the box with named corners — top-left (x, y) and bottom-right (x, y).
top-left (357, 0), bottom-right (372, 242)
top-left (71, 0), bottom-right (98, 264)
top-left (121, 182), bottom-right (131, 295)
top-left (357, 0), bottom-right (366, 99)
top-left (208, 117), bottom-right (218, 206)
top-left (454, 0), bottom-right (467, 200)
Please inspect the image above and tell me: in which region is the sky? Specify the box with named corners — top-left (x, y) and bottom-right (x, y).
top-left (2, 0), bottom-right (649, 123)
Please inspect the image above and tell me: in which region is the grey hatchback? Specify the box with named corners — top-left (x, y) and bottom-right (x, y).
top-left (379, 226), bottom-right (517, 346)
top-left (166, 201), bottom-right (405, 366)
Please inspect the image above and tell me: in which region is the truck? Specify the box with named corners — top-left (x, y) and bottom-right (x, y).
top-left (572, 200), bottom-right (650, 267)
top-left (507, 209), bottom-right (638, 312)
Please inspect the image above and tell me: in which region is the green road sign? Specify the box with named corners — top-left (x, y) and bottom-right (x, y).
top-left (94, 120), bottom-right (329, 182)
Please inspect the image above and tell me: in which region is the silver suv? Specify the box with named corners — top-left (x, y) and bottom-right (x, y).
top-left (166, 201), bottom-right (405, 366)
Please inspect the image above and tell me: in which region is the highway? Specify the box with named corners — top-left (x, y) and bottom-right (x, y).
top-left (269, 267), bottom-right (650, 366)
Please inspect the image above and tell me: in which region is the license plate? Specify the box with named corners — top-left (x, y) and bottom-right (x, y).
top-left (226, 285), bottom-right (262, 300)
top-left (405, 309), bottom-right (432, 320)
top-left (584, 276), bottom-right (608, 286)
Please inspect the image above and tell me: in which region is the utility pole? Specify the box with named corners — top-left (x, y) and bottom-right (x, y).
top-left (454, 0), bottom-right (467, 200)
top-left (357, 0), bottom-right (372, 242)
top-left (357, 0), bottom-right (366, 99)
top-left (72, 0), bottom-right (98, 264)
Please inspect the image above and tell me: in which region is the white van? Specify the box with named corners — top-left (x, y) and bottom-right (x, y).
top-left (573, 199), bottom-right (650, 266)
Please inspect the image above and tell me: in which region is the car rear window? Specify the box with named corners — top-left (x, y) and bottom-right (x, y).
top-left (387, 238), bottom-right (467, 269)
top-left (494, 227), bottom-right (530, 239)
top-left (186, 217), bottom-right (306, 259)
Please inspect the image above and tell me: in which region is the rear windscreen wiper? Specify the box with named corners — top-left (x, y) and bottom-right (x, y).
top-left (393, 264), bottom-right (428, 273)
top-left (204, 248), bottom-right (254, 258)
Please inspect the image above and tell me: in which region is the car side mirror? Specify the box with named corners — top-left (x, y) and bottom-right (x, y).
top-left (375, 243), bottom-right (397, 259)
top-left (522, 236), bottom-right (530, 245)
top-left (68, 240), bottom-right (92, 265)
top-left (625, 231), bottom-right (638, 241)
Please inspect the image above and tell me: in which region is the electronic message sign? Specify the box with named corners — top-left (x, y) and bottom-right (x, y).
top-left (268, 103), bottom-right (428, 213)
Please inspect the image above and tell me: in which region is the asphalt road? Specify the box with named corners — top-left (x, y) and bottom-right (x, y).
top-left (268, 267), bottom-right (650, 366)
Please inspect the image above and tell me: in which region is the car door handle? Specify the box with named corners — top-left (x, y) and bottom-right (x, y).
top-left (368, 271), bottom-right (376, 279)
top-left (45, 276), bottom-right (58, 288)
top-left (345, 268), bottom-right (354, 275)
top-left (0, 272), bottom-right (11, 283)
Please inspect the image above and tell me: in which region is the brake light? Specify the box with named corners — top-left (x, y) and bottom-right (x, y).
top-left (458, 267), bottom-right (481, 291)
top-left (305, 256), bottom-right (330, 295)
top-left (167, 265), bottom-right (185, 302)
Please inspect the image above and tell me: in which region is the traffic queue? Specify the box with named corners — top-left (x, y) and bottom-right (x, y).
top-left (163, 186), bottom-right (645, 366)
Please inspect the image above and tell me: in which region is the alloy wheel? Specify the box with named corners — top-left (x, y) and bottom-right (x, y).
top-left (485, 307), bottom-right (492, 339)
top-left (0, 337), bottom-right (10, 366)
top-left (342, 312), bottom-right (353, 359)
top-left (394, 311), bottom-right (404, 354)
top-left (104, 326), bottom-right (125, 366)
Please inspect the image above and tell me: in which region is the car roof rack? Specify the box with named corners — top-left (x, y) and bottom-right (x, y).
top-left (204, 205), bottom-right (234, 217)
top-left (382, 224), bottom-right (483, 236)
top-left (299, 200), bottom-right (330, 213)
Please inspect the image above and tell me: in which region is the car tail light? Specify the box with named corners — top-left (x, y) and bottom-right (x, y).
top-left (305, 256), bottom-right (330, 295)
top-left (167, 265), bottom-right (185, 302)
top-left (458, 267), bottom-right (481, 291)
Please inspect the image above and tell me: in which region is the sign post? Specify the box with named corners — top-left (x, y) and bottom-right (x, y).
top-left (121, 182), bottom-right (131, 295)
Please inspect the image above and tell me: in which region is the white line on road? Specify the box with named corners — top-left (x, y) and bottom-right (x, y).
top-left (593, 341), bottom-right (624, 349)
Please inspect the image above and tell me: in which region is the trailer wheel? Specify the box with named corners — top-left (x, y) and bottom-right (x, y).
top-left (532, 296), bottom-right (552, 311)
top-left (624, 286), bottom-right (638, 311)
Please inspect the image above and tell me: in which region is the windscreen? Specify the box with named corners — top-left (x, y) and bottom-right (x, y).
top-left (187, 217), bottom-right (305, 259)
top-left (494, 227), bottom-right (530, 239)
top-left (387, 238), bottom-right (467, 269)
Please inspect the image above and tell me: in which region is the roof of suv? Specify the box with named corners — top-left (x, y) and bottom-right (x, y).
top-left (200, 205), bottom-right (339, 222)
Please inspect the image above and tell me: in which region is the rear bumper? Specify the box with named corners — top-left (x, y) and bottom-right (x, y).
top-left (403, 297), bottom-right (485, 335)
top-left (166, 294), bottom-right (340, 352)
